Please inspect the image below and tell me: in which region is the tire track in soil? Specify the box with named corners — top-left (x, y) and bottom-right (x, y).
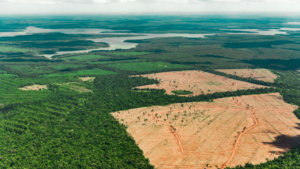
top-left (151, 106), bottom-right (229, 154)
top-left (221, 98), bottom-right (258, 169)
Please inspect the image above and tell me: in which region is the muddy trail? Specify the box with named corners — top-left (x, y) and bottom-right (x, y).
top-left (222, 98), bottom-right (258, 169)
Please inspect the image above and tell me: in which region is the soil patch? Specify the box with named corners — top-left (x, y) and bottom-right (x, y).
top-left (217, 69), bottom-right (277, 83)
top-left (111, 93), bottom-right (299, 169)
top-left (79, 77), bottom-right (95, 82)
top-left (19, 85), bottom-right (47, 91)
top-left (133, 70), bottom-right (266, 96)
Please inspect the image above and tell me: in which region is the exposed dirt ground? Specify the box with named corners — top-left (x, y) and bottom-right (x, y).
top-left (19, 85), bottom-right (47, 91)
top-left (216, 69), bottom-right (277, 83)
top-left (133, 70), bottom-right (267, 96)
top-left (79, 77), bottom-right (95, 82)
top-left (111, 93), bottom-right (300, 169)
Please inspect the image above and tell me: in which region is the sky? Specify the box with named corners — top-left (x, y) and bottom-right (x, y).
top-left (0, 0), bottom-right (300, 14)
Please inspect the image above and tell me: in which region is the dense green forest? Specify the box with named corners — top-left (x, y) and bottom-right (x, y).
top-left (1, 16), bottom-right (300, 168)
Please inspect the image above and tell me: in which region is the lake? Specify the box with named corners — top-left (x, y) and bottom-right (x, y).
top-left (1, 26), bottom-right (299, 59)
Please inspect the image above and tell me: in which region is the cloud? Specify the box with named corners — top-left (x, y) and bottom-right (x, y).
top-left (1, 0), bottom-right (300, 5)
top-left (1, 0), bottom-right (300, 13)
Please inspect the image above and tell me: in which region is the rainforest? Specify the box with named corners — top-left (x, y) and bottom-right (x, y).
top-left (1, 15), bottom-right (300, 169)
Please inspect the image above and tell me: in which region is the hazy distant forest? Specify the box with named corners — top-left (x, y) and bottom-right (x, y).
top-left (1, 15), bottom-right (300, 168)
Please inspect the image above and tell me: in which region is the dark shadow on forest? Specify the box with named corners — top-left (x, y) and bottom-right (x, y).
top-left (263, 134), bottom-right (300, 155)
top-left (243, 59), bottom-right (300, 70)
top-left (295, 123), bottom-right (300, 130)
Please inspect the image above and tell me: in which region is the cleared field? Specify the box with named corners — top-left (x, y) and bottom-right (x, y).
top-left (111, 93), bottom-right (300, 169)
top-left (133, 70), bottom-right (266, 96)
top-left (216, 69), bottom-right (278, 83)
top-left (79, 77), bottom-right (95, 81)
top-left (19, 85), bottom-right (47, 91)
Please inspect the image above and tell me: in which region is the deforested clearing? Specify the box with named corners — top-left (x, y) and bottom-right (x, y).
top-left (19, 85), bottom-right (47, 91)
top-left (79, 77), bottom-right (95, 82)
top-left (133, 70), bottom-right (266, 96)
top-left (217, 68), bottom-right (277, 83)
top-left (111, 93), bottom-right (299, 169)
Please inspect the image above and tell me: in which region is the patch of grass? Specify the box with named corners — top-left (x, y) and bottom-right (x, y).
top-left (108, 61), bottom-right (192, 72)
top-left (171, 90), bottom-right (193, 95)
top-left (62, 55), bottom-right (109, 61)
top-left (44, 68), bottom-right (116, 77)
top-left (259, 69), bottom-right (266, 73)
top-left (111, 52), bottom-right (150, 56)
top-left (200, 115), bottom-right (211, 123)
top-left (207, 81), bottom-right (223, 86)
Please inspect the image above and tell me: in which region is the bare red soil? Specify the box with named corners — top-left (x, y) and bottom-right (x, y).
top-left (19, 85), bottom-right (47, 91)
top-left (111, 93), bottom-right (299, 169)
top-left (132, 70), bottom-right (266, 96)
top-left (217, 69), bottom-right (277, 83)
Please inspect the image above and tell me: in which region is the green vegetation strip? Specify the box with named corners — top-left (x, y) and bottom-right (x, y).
top-left (62, 55), bottom-right (109, 61)
top-left (108, 61), bottom-right (192, 72)
top-left (0, 70), bottom-right (17, 78)
top-left (49, 64), bottom-right (86, 70)
top-left (0, 46), bottom-right (36, 53)
top-left (44, 68), bottom-right (116, 77)
top-left (0, 73), bottom-right (17, 77)
top-left (111, 52), bottom-right (151, 56)
top-left (171, 90), bottom-right (193, 95)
